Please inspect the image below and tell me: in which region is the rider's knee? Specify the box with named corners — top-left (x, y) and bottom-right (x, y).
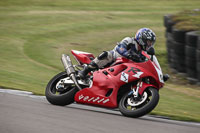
top-left (97, 51), bottom-right (108, 60)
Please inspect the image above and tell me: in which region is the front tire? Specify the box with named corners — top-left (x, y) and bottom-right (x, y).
top-left (45, 71), bottom-right (78, 106)
top-left (119, 87), bottom-right (159, 118)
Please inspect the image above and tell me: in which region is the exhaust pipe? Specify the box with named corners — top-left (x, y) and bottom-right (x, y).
top-left (61, 54), bottom-right (75, 75)
top-left (61, 54), bottom-right (82, 91)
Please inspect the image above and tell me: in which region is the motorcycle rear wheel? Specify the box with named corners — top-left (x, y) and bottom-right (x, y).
top-left (119, 87), bottom-right (159, 118)
top-left (45, 71), bottom-right (78, 106)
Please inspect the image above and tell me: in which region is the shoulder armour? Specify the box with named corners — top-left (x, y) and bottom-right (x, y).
top-left (120, 37), bottom-right (133, 45)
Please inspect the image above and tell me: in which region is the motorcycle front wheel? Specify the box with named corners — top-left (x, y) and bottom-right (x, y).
top-left (45, 71), bottom-right (78, 106)
top-left (119, 87), bottom-right (159, 118)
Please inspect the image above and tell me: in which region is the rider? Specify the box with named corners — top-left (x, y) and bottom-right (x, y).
top-left (78, 28), bottom-right (156, 79)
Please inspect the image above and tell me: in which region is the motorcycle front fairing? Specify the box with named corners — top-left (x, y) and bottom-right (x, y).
top-left (74, 63), bottom-right (127, 108)
top-left (74, 56), bottom-right (164, 108)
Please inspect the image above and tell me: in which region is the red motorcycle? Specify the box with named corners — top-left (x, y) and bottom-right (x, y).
top-left (45, 47), bottom-right (169, 118)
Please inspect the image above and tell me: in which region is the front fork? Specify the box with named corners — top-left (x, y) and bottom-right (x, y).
top-left (129, 79), bottom-right (158, 98)
top-left (131, 79), bottom-right (143, 98)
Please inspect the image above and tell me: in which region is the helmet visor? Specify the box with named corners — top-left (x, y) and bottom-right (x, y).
top-left (146, 40), bottom-right (155, 50)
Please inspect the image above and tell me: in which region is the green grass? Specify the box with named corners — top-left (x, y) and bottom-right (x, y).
top-left (0, 0), bottom-right (200, 121)
top-left (153, 83), bottom-right (200, 122)
top-left (172, 9), bottom-right (200, 31)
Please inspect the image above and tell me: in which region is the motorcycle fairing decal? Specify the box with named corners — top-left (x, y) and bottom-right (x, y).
top-left (153, 63), bottom-right (164, 83)
top-left (152, 56), bottom-right (164, 84)
top-left (128, 67), bottom-right (141, 74)
top-left (78, 94), bottom-right (110, 104)
top-left (120, 72), bottom-right (129, 83)
top-left (72, 50), bottom-right (91, 55)
top-left (132, 71), bottom-right (144, 78)
top-left (127, 67), bottom-right (143, 78)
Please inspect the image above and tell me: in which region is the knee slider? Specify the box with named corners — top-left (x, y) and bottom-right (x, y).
top-left (97, 51), bottom-right (108, 60)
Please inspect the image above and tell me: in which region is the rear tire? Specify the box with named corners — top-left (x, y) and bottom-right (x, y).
top-left (119, 87), bottom-right (159, 118)
top-left (45, 71), bottom-right (78, 106)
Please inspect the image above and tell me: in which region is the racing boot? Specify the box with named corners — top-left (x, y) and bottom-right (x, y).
top-left (78, 61), bottom-right (98, 79)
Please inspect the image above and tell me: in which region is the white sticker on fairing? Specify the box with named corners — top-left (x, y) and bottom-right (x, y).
top-left (120, 72), bottom-right (129, 83)
top-left (83, 96), bottom-right (89, 101)
top-left (72, 50), bottom-right (91, 55)
top-left (78, 95), bottom-right (110, 104)
top-left (152, 56), bottom-right (164, 83)
top-left (79, 94), bottom-right (84, 100)
top-left (133, 72), bottom-right (144, 78)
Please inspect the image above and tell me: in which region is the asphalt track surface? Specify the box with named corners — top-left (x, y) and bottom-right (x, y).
top-left (0, 89), bottom-right (200, 133)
